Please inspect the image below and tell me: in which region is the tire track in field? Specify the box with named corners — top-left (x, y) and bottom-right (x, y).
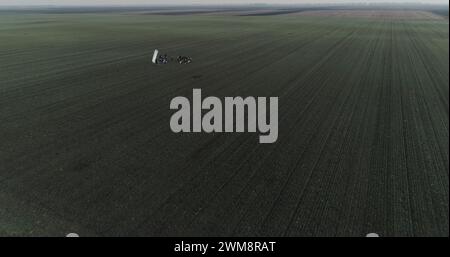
top-left (399, 20), bottom-right (448, 235)
top-left (279, 19), bottom-right (391, 236)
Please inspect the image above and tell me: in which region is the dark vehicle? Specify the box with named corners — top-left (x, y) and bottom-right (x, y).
top-left (152, 49), bottom-right (192, 64)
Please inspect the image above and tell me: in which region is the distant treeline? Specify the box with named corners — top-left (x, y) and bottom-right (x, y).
top-left (0, 4), bottom-right (448, 16)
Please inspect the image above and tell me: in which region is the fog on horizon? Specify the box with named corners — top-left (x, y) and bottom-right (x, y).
top-left (1, 0), bottom-right (448, 6)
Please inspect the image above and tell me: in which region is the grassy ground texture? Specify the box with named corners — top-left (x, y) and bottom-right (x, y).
top-left (0, 9), bottom-right (448, 236)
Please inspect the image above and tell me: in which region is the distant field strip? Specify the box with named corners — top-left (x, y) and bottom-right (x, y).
top-left (0, 11), bottom-right (448, 236)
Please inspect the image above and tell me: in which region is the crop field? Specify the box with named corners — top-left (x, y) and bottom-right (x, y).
top-left (0, 7), bottom-right (448, 237)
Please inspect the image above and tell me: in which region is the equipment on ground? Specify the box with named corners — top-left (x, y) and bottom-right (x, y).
top-left (152, 49), bottom-right (192, 65)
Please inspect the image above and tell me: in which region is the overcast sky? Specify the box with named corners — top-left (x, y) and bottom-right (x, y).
top-left (0, 0), bottom-right (447, 6)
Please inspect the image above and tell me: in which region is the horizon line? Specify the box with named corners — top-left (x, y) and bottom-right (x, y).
top-left (0, 2), bottom-right (448, 7)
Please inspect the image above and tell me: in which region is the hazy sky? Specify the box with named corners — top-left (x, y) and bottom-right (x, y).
top-left (0, 0), bottom-right (448, 6)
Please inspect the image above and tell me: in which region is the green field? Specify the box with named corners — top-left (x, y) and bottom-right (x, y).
top-left (0, 9), bottom-right (448, 236)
